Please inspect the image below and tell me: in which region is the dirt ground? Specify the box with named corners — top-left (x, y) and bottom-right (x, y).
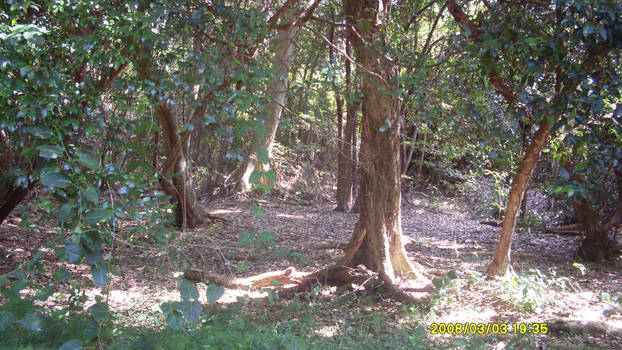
top-left (1, 191), bottom-right (621, 348)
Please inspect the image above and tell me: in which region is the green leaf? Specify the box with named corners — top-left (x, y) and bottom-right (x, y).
top-left (235, 120), bottom-right (251, 139)
top-left (35, 285), bottom-right (54, 301)
top-left (82, 186), bottom-right (99, 204)
top-left (65, 243), bottom-right (83, 264)
top-left (59, 339), bottom-right (83, 350)
top-left (57, 203), bottom-right (73, 223)
top-left (83, 321), bottom-right (99, 341)
top-left (41, 172), bottom-right (71, 188)
top-left (524, 37), bottom-right (540, 47)
top-left (18, 312), bottom-right (41, 331)
top-left (583, 22), bottom-right (594, 37)
top-left (91, 262), bottom-right (109, 286)
top-left (167, 312), bottom-right (184, 329)
top-left (24, 126), bottom-right (53, 139)
top-left (181, 300), bottom-right (202, 323)
top-left (597, 24), bottom-right (607, 40)
top-left (251, 202), bottom-right (264, 217)
top-left (160, 302), bottom-right (174, 318)
top-left (206, 283), bottom-right (225, 304)
top-left (446, 269), bottom-right (458, 280)
top-left (0, 312), bottom-right (16, 330)
top-left (238, 231), bottom-right (254, 246)
top-left (249, 169), bottom-right (262, 184)
top-left (84, 209), bottom-right (110, 225)
top-left (89, 302), bottom-right (111, 322)
top-left (37, 145), bottom-right (63, 160)
top-left (264, 170), bottom-right (277, 184)
top-left (179, 278), bottom-right (199, 301)
top-left (255, 146), bottom-right (269, 164)
top-left (559, 168), bottom-right (570, 180)
top-left (77, 152), bottom-right (99, 170)
top-left (53, 269), bottom-right (71, 282)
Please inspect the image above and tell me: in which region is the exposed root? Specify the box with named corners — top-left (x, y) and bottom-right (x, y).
top-left (278, 264), bottom-right (432, 305)
top-left (183, 267), bottom-right (303, 290)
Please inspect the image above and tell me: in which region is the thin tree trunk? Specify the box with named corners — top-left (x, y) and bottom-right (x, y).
top-left (335, 28), bottom-right (352, 212)
top-left (489, 118), bottom-right (552, 275)
top-left (400, 125), bottom-right (418, 175)
top-left (340, 0), bottom-right (429, 290)
top-left (416, 132), bottom-right (427, 178)
top-left (232, 10), bottom-right (301, 193)
top-left (155, 103), bottom-right (205, 228)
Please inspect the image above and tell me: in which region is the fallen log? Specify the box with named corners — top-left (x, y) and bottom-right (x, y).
top-left (545, 223), bottom-right (583, 235)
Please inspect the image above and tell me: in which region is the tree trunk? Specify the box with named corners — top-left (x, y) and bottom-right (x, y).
top-left (335, 31), bottom-right (353, 212)
top-left (341, 0), bottom-right (428, 289)
top-left (155, 103), bottom-right (205, 228)
top-left (400, 125), bottom-right (418, 176)
top-left (232, 12), bottom-right (300, 193)
top-left (489, 118), bottom-right (552, 275)
top-left (0, 182), bottom-right (36, 225)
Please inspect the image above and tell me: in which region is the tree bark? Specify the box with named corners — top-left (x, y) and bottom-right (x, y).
top-left (340, 0), bottom-right (429, 289)
top-left (335, 31), bottom-right (353, 212)
top-left (489, 118), bottom-right (552, 275)
top-left (0, 182), bottom-right (36, 225)
top-left (232, 9), bottom-right (301, 193)
top-left (155, 103), bottom-right (206, 228)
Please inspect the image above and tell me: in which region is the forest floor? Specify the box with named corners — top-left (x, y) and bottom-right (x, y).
top-left (2, 191), bottom-right (622, 349)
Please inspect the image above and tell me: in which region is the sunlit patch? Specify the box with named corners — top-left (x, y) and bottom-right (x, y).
top-left (276, 213), bottom-right (305, 219)
top-left (209, 209), bottom-right (242, 215)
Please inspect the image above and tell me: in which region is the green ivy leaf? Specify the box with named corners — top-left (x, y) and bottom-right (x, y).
top-left (181, 300), bottom-right (202, 323)
top-left (179, 278), bottom-right (199, 301)
top-left (206, 283), bottom-right (225, 304)
top-left (167, 311), bottom-right (184, 329)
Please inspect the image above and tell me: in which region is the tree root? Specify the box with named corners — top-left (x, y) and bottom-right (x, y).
top-left (278, 265), bottom-right (432, 305)
top-left (183, 267), bottom-right (303, 290)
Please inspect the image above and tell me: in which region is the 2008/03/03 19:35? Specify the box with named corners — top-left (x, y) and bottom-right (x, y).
top-left (429, 322), bottom-right (549, 335)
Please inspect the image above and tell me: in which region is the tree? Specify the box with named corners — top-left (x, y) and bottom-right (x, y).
top-left (231, 0), bottom-right (320, 193)
top-left (447, 0), bottom-right (621, 274)
top-left (327, 0), bottom-right (431, 299)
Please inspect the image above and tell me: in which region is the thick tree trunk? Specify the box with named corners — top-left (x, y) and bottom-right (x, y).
top-left (232, 13), bottom-right (300, 193)
top-left (155, 103), bottom-right (205, 228)
top-left (489, 118), bottom-right (552, 275)
top-left (0, 182), bottom-right (35, 225)
top-left (341, 0), bottom-right (429, 289)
